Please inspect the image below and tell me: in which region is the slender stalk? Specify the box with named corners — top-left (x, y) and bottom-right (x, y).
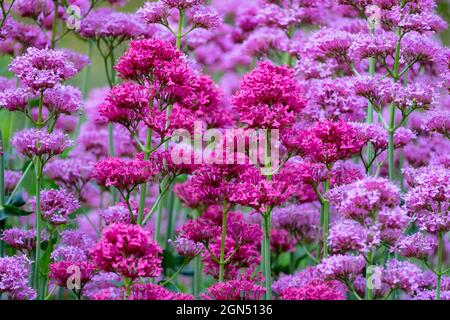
top-left (436, 231), bottom-right (443, 300)
top-left (137, 129), bottom-right (153, 225)
top-left (387, 28), bottom-right (402, 182)
top-left (366, 250), bottom-right (373, 300)
top-left (322, 178), bottom-right (331, 259)
top-left (193, 254), bottom-right (202, 299)
top-left (366, 21), bottom-right (376, 175)
top-left (51, 0), bottom-right (59, 49)
top-left (176, 9), bottom-right (184, 51)
top-left (218, 200), bottom-right (228, 282)
top-left (34, 90), bottom-right (45, 298)
top-left (5, 162), bottom-right (32, 205)
top-left (263, 212), bottom-right (272, 300)
top-left (289, 251), bottom-right (295, 274)
top-left (108, 123), bottom-right (118, 204)
top-left (161, 260), bottom-right (188, 286)
top-left (165, 191), bottom-right (176, 248)
top-left (263, 129), bottom-right (273, 300)
top-left (0, 131), bottom-right (5, 257)
top-left (82, 40), bottom-right (94, 98)
top-left (124, 278), bottom-right (133, 299)
top-left (155, 194), bottom-right (163, 243)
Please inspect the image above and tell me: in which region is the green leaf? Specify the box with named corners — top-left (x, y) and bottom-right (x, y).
top-left (3, 205), bottom-right (32, 216)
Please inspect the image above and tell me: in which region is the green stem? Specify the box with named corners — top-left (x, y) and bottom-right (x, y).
top-left (366, 21), bottom-right (376, 175)
top-left (108, 123), bottom-right (118, 204)
top-left (218, 200), bottom-right (228, 282)
top-left (5, 162), bottom-right (32, 205)
top-left (436, 231), bottom-right (443, 300)
top-left (41, 227), bottom-right (57, 299)
top-left (155, 194), bottom-right (163, 244)
top-left (51, 0), bottom-right (59, 49)
top-left (322, 179), bottom-right (331, 259)
top-left (161, 260), bottom-right (188, 286)
top-left (388, 106), bottom-right (396, 182)
top-left (289, 251), bottom-right (295, 274)
top-left (124, 278), bottom-right (133, 299)
top-left (366, 250), bottom-right (373, 300)
top-left (263, 129), bottom-right (273, 300)
top-left (263, 212), bottom-right (272, 300)
top-left (387, 28), bottom-right (402, 182)
top-left (193, 208), bottom-right (203, 299)
top-left (6, 112), bottom-right (15, 159)
top-left (176, 9), bottom-right (184, 51)
top-left (193, 254), bottom-right (202, 299)
top-left (82, 40), bottom-right (93, 98)
top-left (34, 90), bottom-right (45, 298)
top-left (0, 131), bottom-right (5, 257)
top-left (165, 191), bottom-right (176, 248)
top-left (137, 129), bottom-right (153, 225)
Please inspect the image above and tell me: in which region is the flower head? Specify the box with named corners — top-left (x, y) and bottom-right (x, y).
top-left (9, 48), bottom-right (77, 91)
top-left (91, 223), bottom-right (163, 279)
top-left (0, 255), bottom-right (36, 300)
top-left (232, 61), bottom-right (305, 128)
top-left (11, 129), bottom-right (73, 160)
top-left (31, 189), bottom-right (80, 225)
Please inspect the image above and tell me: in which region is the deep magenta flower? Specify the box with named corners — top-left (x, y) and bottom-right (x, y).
top-left (94, 157), bottom-right (155, 194)
top-left (129, 283), bottom-right (194, 300)
top-left (202, 279), bottom-right (266, 300)
top-left (49, 261), bottom-right (96, 289)
top-left (232, 61), bottom-right (305, 128)
top-left (280, 279), bottom-right (346, 300)
top-left (285, 120), bottom-right (365, 165)
top-left (91, 223), bottom-right (163, 279)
